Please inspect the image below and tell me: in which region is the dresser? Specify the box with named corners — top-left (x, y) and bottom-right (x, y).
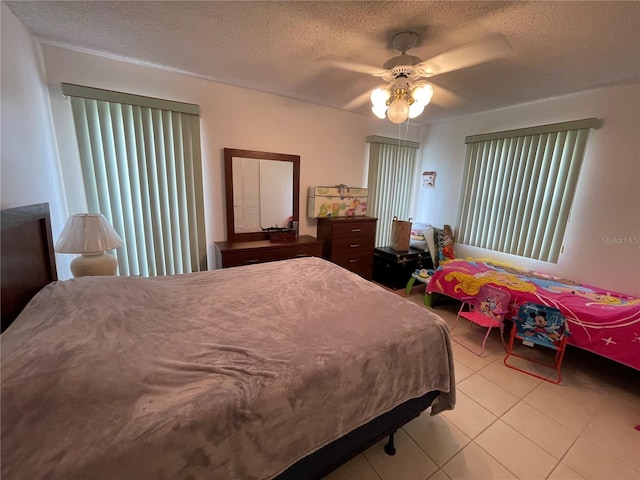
top-left (214, 235), bottom-right (323, 268)
top-left (317, 217), bottom-right (377, 279)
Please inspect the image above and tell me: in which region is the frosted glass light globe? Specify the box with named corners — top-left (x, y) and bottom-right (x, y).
top-left (412, 84), bottom-right (434, 105)
top-left (387, 98), bottom-right (409, 124)
top-left (370, 88), bottom-right (390, 107)
top-left (372, 105), bottom-right (388, 119)
top-left (408, 101), bottom-right (425, 119)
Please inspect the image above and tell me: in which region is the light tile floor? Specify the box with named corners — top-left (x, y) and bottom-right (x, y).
top-left (325, 291), bottom-right (640, 480)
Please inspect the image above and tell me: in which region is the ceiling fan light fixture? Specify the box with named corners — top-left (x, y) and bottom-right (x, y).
top-left (412, 84), bottom-right (434, 106)
top-left (387, 97), bottom-right (410, 124)
top-left (370, 87), bottom-right (390, 107)
top-left (372, 104), bottom-right (388, 119)
top-left (335, 30), bottom-right (512, 124)
top-left (408, 101), bottom-right (425, 119)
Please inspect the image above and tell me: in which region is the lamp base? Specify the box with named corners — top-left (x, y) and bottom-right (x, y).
top-left (70, 252), bottom-right (118, 277)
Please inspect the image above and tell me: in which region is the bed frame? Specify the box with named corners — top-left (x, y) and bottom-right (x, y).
top-left (1, 203), bottom-right (57, 333)
top-left (0, 202), bottom-right (440, 479)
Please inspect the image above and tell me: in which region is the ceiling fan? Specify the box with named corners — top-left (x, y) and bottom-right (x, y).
top-left (328, 31), bottom-right (511, 123)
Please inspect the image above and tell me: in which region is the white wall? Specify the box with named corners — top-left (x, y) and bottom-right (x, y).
top-left (415, 83), bottom-right (640, 296)
top-left (39, 43), bottom-right (422, 270)
top-left (0, 3), bottom-right (71, 278)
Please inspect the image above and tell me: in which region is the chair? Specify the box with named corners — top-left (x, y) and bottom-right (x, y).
top-left (504, 303), bottom-right (570, 384)
top-left (450, 284), bottom-right (511, 356)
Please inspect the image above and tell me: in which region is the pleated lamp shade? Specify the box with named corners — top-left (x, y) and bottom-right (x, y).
top-left (55, 214), bottom-right (123, 277)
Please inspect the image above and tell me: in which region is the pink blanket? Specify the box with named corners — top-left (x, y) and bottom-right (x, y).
top-left (427, 259), bottom-right (640, 370)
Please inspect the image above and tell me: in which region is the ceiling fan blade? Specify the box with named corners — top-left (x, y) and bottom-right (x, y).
top-left (322, 56), bottom-right (388, 77)
top-left (342, 91), bottom-right (374, 110)
top-left (342, 83), bottom-right (389, 110)
top-left (414, 34), bottom-right (511, 77)
top-left (428, 82), bottom-right (465, 108)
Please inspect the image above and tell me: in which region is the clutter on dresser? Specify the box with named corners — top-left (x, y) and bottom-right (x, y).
top-left (263, 226), bottom-right (297, 242)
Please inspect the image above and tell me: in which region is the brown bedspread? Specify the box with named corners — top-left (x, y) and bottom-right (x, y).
top-left (1, 257), bottom-right (455, 479)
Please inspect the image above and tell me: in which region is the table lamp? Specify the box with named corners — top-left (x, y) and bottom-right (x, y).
top-left (55, 213), bottom-right (124, 277)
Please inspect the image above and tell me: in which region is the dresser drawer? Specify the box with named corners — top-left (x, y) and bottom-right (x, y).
top-left (286, 243), bottom-right (323, 259)
top-left (331, 237), bottom-right (374, 257)
top-left (347, 260), bottom-right (374, 280)
top-left (221, 248), bottom-right (282, 267)
top-left (333, 252), bottom-right (373, 269)
top-left (333, 252), bottom-right (373, 279)
top-left (331, 220), bottom-right (377, 239)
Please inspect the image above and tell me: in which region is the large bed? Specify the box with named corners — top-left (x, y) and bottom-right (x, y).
top-left (0, 203), bottom-right (455, 480)
top-left (427, 258), bottom-right (640, 371)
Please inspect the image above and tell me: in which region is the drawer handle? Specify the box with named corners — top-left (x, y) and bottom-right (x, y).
top-left (350, 244), bottom-right (360, 248)
top-left (349, 259), bottom-right (359, 263)
top-left (245, 259), bottom-right (260, 264)
top-left (295, 253), bottom-right (308, 257)
top-left (351, 228), bottom-right (361, 232)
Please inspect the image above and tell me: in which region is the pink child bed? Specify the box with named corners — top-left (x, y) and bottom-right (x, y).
top-left (427, 258), bottom-right (640, 370)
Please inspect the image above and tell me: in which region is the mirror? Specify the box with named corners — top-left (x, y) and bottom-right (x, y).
top-left (224, 148), bottom-right (300, 242)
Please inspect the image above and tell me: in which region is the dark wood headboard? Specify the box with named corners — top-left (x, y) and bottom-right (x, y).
top-left (1, 203), bottom-right (57, 333)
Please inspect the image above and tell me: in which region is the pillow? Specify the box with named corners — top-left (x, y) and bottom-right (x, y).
top-left (409, 238), bottom-right (428, 251)
top-left (410, 222), bottom-right (431, 251)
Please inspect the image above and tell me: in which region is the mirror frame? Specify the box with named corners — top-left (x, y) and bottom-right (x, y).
top-left (224, 148), bottom-right (300, 242)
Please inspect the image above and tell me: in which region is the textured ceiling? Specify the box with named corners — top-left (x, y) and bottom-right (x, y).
top-left (7, 1), bottom-right (640, 124)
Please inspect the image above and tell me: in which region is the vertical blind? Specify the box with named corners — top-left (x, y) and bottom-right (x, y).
top-left (457, 118), bottom-right (598, 263)
top-left (62, 83), bottom-right (206, 276)
top-left (366, 136), bottom-right (419, 247)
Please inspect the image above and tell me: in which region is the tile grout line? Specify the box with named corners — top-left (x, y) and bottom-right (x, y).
top-left (362, 451), bottom-right (384, 480)
top-left (399, 423), bottom-right (442, 475)
top-left (559, 413), bottom-right (640, 476)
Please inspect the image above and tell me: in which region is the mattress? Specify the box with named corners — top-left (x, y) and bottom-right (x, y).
top-left (1, 257), bottom-right (455, 480)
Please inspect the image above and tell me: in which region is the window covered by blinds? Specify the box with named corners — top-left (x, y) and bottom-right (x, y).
top-left (62, 83), bottom-right (206, 276)
top-left (366, 136), bottom-right (419, 247)
top-left (457, 118), bottom-right (598, 263)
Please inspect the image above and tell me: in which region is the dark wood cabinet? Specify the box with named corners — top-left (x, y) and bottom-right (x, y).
top-left (317, 217), bottom-right (377, 279)
top-left (215, 235), bottom-right (323, 268)
top-left (372, 246), bottom-right (432, 290)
